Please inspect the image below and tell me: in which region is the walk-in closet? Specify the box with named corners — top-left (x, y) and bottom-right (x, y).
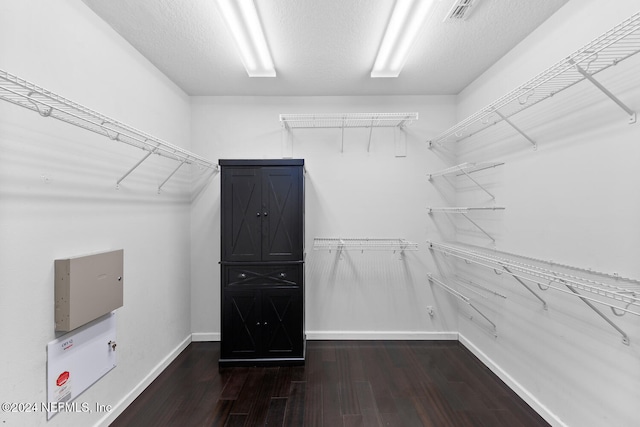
top-left (1, 1), bottom-right (638, 426)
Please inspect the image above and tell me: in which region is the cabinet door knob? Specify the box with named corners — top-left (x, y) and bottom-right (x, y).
top-left (263, 321), bottom-right (268, 326)
top-left (279, 272), bottom-right (287, 278)
top-left (256, 321), bottom-right (261, 326)
top-left (263, 211), bottom-right (268, 216)
top-left (238, 273), bottom-right (247, 279)
top-left (256, 212), bottom-right (261, 217)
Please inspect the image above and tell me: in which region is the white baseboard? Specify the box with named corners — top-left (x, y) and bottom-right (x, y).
top-left (458, 334), bottom-right (567, 427)
top-left (305, 330), bottom-right (459, 340)
top-left (95, 335), bottom-right (192, 427)
top-left (191, 332), bottom-right (220, 342)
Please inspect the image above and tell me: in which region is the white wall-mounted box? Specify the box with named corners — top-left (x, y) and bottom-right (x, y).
top-left (55, 249), bottom-right (124, 331)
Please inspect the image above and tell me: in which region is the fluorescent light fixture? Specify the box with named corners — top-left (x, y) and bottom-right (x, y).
top-left (371, 0), bottom-right (438, 78)
top-left (215, 0), bottom-right (276, 77)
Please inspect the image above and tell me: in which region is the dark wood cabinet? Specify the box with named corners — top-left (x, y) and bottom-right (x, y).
top-left (219, 159), bottom-right (305, 367)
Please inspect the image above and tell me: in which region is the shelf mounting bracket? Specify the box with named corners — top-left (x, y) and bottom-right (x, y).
top-left (493, 109), bottom-right (537, 150)
top-left (562, 281), bottom-right (630, 345)
top-left (458, 166), bottom-right (495, 199)
top-left (460, 213), bottom-right (496, 242)
top-left (116, 143), bottom-right (159, 189)
top-left (571, 60), bottom-right (637, 124)
top-left (503, 266), bottom-right (548, 309)
top-left (158, 159), bottom-right (187, 193)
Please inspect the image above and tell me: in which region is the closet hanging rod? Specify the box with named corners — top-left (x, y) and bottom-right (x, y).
top-left (428, 241), bottom-right (640, 316)
top-left (428, 11), bottom-right (640, 147)
top-left (0, 69), bottom-right (218, 172)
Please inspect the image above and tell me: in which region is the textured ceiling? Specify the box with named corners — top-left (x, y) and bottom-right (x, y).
top-left (81, 0), bottom-right (569, 96)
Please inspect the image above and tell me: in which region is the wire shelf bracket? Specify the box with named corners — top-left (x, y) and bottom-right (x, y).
top-left (428, 162), bottom-right (505, 199)
top-left (428, 274), bottom-right (497, 337)
top-left (428, 241), bottom-right (639, 345)
top-left (427, 11), bottom-right (640, 148)
top-left (428, 207), bottom-right (506, 242)
top-left (0, 69), bottom-right (218, 190)
top-left (280, 112), bottom-right (418, 157)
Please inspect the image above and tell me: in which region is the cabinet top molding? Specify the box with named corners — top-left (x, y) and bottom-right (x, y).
top-left (219, 159), bottom-right (304, 166)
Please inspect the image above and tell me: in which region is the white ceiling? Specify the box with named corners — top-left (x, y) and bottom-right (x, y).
top-left (81, 0), bottom-right (569, 96)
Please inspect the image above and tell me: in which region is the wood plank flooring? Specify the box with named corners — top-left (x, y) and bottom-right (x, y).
top-left (110, 341), bottom-right (550, 427)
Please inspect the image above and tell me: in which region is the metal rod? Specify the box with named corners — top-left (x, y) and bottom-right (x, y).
top-left (493, 110), bottom-right (537, 148)
top-left (460, 213), bottom-right (496, 242)
top-left (458, 166), bottom-right (495, 199)
top-left (503, 266), bottom-right (548, 309)
top-left (572, 61), bottom-right (636, 123)
top-left (116, 146), bottom-right (158, 187)
top-left (564, 283), bottom-right (630, 345)
top-left (158, 159), bottom-right (187, 193)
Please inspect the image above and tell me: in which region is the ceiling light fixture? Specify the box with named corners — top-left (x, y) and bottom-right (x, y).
top-left (371, 0), bottom-right (438, 78)
top-left (215, 0), bottom-right (276, 77)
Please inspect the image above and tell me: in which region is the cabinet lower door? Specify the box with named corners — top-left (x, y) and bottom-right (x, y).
top-left (262, 289), bottom-right (303, 359)
top-left (221, 290), bottom-right (260, 359)
top-left (221, 288), bottom-right (303, 361)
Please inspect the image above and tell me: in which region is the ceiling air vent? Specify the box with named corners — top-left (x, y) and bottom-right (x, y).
top-left (444, 0), bottom-right (478, 21)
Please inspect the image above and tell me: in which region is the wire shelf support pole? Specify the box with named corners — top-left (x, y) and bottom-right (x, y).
top-left (560, 277), bottom-right (630, 345)
top-left (571, 60), bottom-right (637, 124)
top-left (493, 110), bottom-right (537, 150)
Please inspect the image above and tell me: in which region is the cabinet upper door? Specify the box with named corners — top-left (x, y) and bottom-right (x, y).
top-left (222, 164), bottom-right (303, 262)
top-left (222, 167), bottom-right (262, 261)
top-left (261, 167), bottom-right (303, 262)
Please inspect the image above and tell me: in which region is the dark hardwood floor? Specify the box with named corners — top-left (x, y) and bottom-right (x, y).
top-left (110, 341), bottom-right (550, 427)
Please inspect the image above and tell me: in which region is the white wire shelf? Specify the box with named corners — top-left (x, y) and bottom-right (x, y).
top-left (0, 69), bottom-right (218, 191)
top-left (280, 112), bottom-right (418, 129)
top-left (428, 241), bottom-right (640, 344)
top-left (427, 162), bottom-right (505, 179)
top-left (313, 238), bottom-right (419, 252)
top-left (428, 11), bottom-right (640, 148)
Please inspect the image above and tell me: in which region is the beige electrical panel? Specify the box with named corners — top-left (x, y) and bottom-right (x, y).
top-left (55, 249), bottom-right (124, 331)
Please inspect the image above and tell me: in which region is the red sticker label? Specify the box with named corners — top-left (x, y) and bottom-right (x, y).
top-left (56, 371), bottom-right (70, 387)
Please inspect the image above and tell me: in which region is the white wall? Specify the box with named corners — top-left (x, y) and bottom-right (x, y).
top-left (190, 95), bottom-right (461, 341)
top-left (450, 1), bottom-right (640, 426)
top-left (0, 1), bottom-right (194, 426)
